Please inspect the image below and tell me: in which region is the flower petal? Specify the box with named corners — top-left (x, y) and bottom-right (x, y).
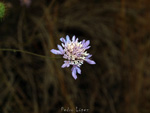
top-left (60, 37), bottom-right (66, 43)
top-left (61, 63), bottom-right (67, 68)
top-left (83, 40), bottom-right (90, 47)
top-left (50, 49), bottom-right (62, 55)
top-left (85, 59), bottom-right (96, 64)
top-left (76, 66), bottom-right (81, 74)
top-left (71, 65), bottom-right (75, 71)
top-left (57, 45), bottom-right (64, 54)
top-left (61, 43), bottom-right (65, 47)
top-left (61, 61), bottom-right (70, 68)
top-left (86, 54), bottom-right (92, 59)
top-left (72, 35), bottom-right (75, 42)
top-left (66, 61), bottom-right (70, 67)
top-left (72, 67), bottom-right (77, 80)
top-left (85, 46), bottom-right (91, 50)
top-left (75, 38), bottom-right (79, 42)
top-left (66, 35), bottom-right (71, 43)
top-left (82, 40), bottom-right (85, 44)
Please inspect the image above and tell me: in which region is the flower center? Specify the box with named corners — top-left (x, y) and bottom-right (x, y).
top-left (63, 41), bottom-right (89, 67)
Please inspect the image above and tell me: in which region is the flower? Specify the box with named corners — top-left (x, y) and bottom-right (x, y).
top-left (51, 35), bottom-right (96, 80)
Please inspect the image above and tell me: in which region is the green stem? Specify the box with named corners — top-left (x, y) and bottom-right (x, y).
top-left (0, 48), bottom-right (61, 59)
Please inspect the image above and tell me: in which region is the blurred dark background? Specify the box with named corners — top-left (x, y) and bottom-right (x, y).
top-left (0, 0), bottom-right (150, 113)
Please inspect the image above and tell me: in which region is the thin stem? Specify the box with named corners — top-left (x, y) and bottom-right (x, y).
top-left (0, 48), bottom-right (61, 59)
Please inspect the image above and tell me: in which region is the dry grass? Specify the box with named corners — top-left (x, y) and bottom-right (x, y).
top-left (0, 0), bottom-right (150, 113)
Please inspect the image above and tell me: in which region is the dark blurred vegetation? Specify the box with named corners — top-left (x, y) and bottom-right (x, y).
top-left (0, 0), bottom-right (150, 113)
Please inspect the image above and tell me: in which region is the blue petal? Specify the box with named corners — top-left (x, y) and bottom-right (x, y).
top-left (75, 38), bottom-right (78, 42)
top-left (86, 54), bottom-right (92, 59)
top-left (61, 61), bottom-right (70, 68)
top-left (72, 35), bottom-right (75, 42)
top-left (61, 43), bottom-right (65, 47)
top-left (50, 49), bottom-right (62, 55)
top-left (85, 59), bottom-right (96, 64)
top-left (72, 67), bottom-right (77, 80)
top-left (76, 66), bottom-right (81, 74)
top-left (57, 45), bottom-right (64, 54)
top-left (66, 63), bottom-right (70, 67)
top-left (82, 40), bottom-right (85, 44)
top-left (66, 35), bottom-right (71, 43)
top-left (60, 37), bottom-right (66, 43)
top-left (85, 46), bottom-right (91, 50)
top-left (61, 63), bottom-right (67, 68)
top-left (71, 66), bottom-right (75, 71)
top-left (84, 40), bottom-right (90, 47)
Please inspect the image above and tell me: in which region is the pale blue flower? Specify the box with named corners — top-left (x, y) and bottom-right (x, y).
top-left (51, 35), bottom-right (96, 80)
